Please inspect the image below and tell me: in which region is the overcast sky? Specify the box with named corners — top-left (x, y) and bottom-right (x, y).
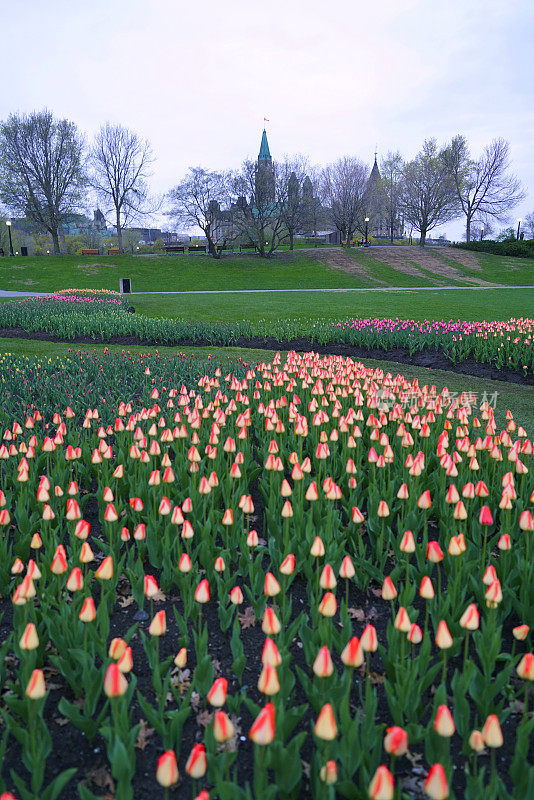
top-left (1, 0), bottom-right (533, 240)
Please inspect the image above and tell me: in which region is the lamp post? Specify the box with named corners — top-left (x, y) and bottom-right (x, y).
top-left (6, 220), bottom-right (14, 256)
top-left (480, 225), bottom-right (484, 242)
top-left (364, 217), bottom-right (370, 245)
top-left (517, 218), bottom-right (522, 240)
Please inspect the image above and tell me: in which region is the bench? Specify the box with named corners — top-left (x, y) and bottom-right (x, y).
top-left (82, 249), bottom-right (100, 255)
top-left (107, 248), bottom-right (120, 255)
top-left (188, 246), bottom-right (207, 253)
top-left (165, 245), bottom-right (185, 253)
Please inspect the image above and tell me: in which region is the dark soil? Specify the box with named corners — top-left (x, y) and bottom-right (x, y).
top-left (1, 327), bottom-right (532, 386)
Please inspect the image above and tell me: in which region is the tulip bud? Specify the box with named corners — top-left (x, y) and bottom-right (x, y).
top-left (419, 576), bottom-right (435, 600)
top-left (368, 764), bottom-right (395, 799)
top-left (320, 760), bottom-right (337, 785)
top-left (144, 574), bottom-right (160, 598)
top-left (459, 603), bottom-right (479, 630)
top-left (66, 567), bottom-right (84, 592)
top-left (25, 668), bottom-right (46, 699)
top-left (314, 703), bottom-right (337, 740)
top-left (469, 730), bottom-right (485, 752)
top-left (156, 750), bottom-right (179, 787)
top-left (19, 622), bottom-right (39, 650)
top-left (485, 579), bottom-right (502, 608)
top-left (426, 541), bottom-right (444, 563)
top-left (95, 555), bottom-right (113, 580)
top-left (360, 624), bottom-right (378, 652)
top-left (384, 726), bottom-right (408, 756)
top-left (513, 624), bottom-right (529, 641)
top-left (185, 743), bottom-right (207, 778)
top-left (435, 621), bottom-right (453, 649)
top-left (408, 623), bottom-right (423, 644)
top-left (423, 764), bottom-right (449, 799)
top-left (434, 705), bottom-right (455, 737)
top-left (264, 571), bottom-right (281, 597)
top-left (103, 663), bottom-right (128, 697)
top-left (320, 564), bottom-right (337, 590)
top-left (149, 610), bottom-right (166, 636)
top-left (109, 637), bottom-right (127, 660)
top-left (247, 529), bottom-right (259, 547)
top-left (213, 709), bottom-right (235, 742)
top-left (279, 554), bottom-right (295, 575)
top-left (174, 648), bottom-right (187, 668)
top-left (194, 579), bottom-right (210, 603)
top-left (117, 647), bottom-right (133, 674)
top-left (262, 607), bottom-right (281, 635)
top-left (313, 646), bottom-right (334, 677)
top-left (482, 715), bottom-right (503, 747)
top-left (229, 586), bottom-right (244, 605)
top-left (178, 553), bottom-right (192, 572)
top-left (257, 663), bottom-right (280, 695)
top-left (262, 637), bottom-right (282, 667)
top-left (339, 555), bottom-right (355, 579)
top-left (341, 636), bottom-right (364, 667)
top-left (207, 677), bottom-right (228, 707)
top-left (310, 536), bottom-right (325, 557)
top-left (76, 591), bottom-right (96, 621)
top-left (318, 591), bottom-right (337, 617)
top-left (249, 702), bottom-right (275, 744)
top-left (516, 653), bottom-right (534, 681)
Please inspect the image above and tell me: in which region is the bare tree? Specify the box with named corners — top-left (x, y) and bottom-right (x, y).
top-left (228, 159), bottom-right (287, 257)
top-left (443, 136), bottom-right (525, 242)
top-left (0, 110), bottom-right (86, 254)
top-left (467, 214), bottom-right (494, 241)
top-left (379, 151), bottom-right (404, 242)
top-left (278, 155), bottom-right (309, 250)
top-left (167, 167), bottom-right (228, 258)
top-left (322, 157), bottom-right (369, 246)
top-left (401, 139), bottom-right (459, 246)
top-left (90, 123), bottom-right (154, 253)
top-left (524, 212), bottom-right (534, 239)
top-left (300, 167), bottom-right (327, 245)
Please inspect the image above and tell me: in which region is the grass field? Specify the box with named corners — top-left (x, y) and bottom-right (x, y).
top-left (1, 337), bottom-right (532, 435)
top-left (1, 247), bottom-right (533, 294)
top-left (130, 287), bottom-right (534, 323)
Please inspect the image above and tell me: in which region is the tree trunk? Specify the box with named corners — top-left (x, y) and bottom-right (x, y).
top-left (465, 216), bottom-right (472, 243)
top-left (289, 230), bottom-right (294, 251)
top-left (58, 223), bottom-right (67, 254)
top-left (116, 210), bottom-right (123, 254)
top-left (419, 228), bottom-right (427, 247)
top-left (51, 229), bottom-right (61, 255)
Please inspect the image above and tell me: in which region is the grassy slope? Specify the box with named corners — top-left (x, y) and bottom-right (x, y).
top-left (130, 288), bottom-right (534, 323)
top-left (1, 248), bottom-right (533, 293)
top-left (1, 338), bottom-right (532, 436)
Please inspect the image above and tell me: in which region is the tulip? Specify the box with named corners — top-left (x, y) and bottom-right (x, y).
top-left (423, 764), bottom-right (449, 799)
top-left (368, 764), bottom-right (395, 799)
top-left (400, 530), bottom-right (416, 553)
top-left (485, 579), bottom-right (503, 608)
top-left (426, 541), bottom-right (444, 563)
top-left (517, 653), bottom-right (534, 680)
top-left (313, 646), bottom-right (334, 677)
top-left (257, 663), bottom-right (280, 695)
top-left (103, 663), bottom-right (128, 697)
top-left (320, 564), bottom-right (337, 590)
top-left (314, 703), bottom-right (337, 740)
top-left (262, 637), bottom-right (282, 667)
top-left (459, 603), bottom-right (479, 631)
top-left (178, 553), bottom-right (191, 572)
top-left (144, 575), bottom-right (160, 598)
top-left (25, 669), bottom-right (46, 699)
top-left (394, 607), bottom-right (411, 632)
top-left (149, 610), bottom-right (166, 636)
top-left (249, 702), bottom-right (275, 744)
top-left (195, 579), bottom-right (210, 603)
top-left (310, 536), bottom-right (325, 557)
top-left (513, 624), bottom-right (529, 641)
top-left (320, 760), bottom-right (337, 784)
top-left (381, 576), bottom-right (396, 600)
top-left (229, 586), bottom-right (244, 605)
top-left (213, 709), bottom-right (235, 742)
top-left (156, 750), bottom-right (179, 787)
top-left (79, 597), bottom-right (96, 622)
top-left (339, 555), bottom-right (355, 579)
top-left (318, 591), bottom-right (337, 617)
top-left (360, 624), bottom-right (378, 652)
top-left (435, 621), bottom-right (453, 649)
top-left (66, 567), bottom-right (83, 592)
top-left (408, 623), bottom-right (423, 645)
top-left (185, 743), bottom-right (207, 778)
top-left (469, 730), bottom-right (485, 752)
top-left (19, 622), bottom-right (39, 650)
top-left (262, 607), bottom-right (281, 635)
top-left (264, 572), bottom-right (281, 596)
top-left (174, 648), bottom-right (187, 668)
top-left (434, 705), bottom-right (455, 737)
top-left (214, 556), bottom-right (225, 572)
top-left (279, 554), bottom-right (295, 575)
top-left (482, 715), bottom-right (503, 747)
top-left (419, 576), bottom-right (435, 600)
top-left (207, 677), bottom-right (228, 707)
top-left (341, 636), bottom-right (364, 667)
top-left (384, 726), bottom-right (408, 756)
top-left (117, 647), bottom-right (133, 673)
top-left (95, 555), bottom-right (113, 580)
top-left (108, 639), bottom-right (127, 661)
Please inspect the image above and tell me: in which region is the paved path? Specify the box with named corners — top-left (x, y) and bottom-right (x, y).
top-left (1, 286), bottom-right (534, 298)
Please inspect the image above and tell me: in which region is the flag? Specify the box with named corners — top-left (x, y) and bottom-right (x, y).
top-left (264, 117), bottom-right (269, 122)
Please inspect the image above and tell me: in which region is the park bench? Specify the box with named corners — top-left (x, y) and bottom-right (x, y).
top-left (82, 249), bottom-right (100, 255)
top-left (164, 245), bottom-right (185, 253)
top-left (188, 245), bottom-right (207, 253)
top-left (107, 248), bottom-right (120, 255)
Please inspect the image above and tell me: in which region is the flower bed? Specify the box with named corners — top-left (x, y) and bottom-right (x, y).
top-left (0, 350), bottom-right (532, 799)
top-left (0, 297), bottom-right (532, 376)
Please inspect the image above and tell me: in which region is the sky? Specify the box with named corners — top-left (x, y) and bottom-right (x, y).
top-left (1, 0), bottom-right (533, 240)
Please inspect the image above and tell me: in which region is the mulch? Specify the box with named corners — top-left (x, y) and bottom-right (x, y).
top-left (0, 327), bottom-right (532, 386)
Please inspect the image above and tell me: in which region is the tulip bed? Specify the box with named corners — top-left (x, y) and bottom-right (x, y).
top-left (0, 350), bottom-right (533, 800)
top-left (0, 296), bottom-right (533, 376)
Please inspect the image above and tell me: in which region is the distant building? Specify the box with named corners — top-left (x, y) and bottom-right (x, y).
top-left (364, 154), bottom-right (404, 240)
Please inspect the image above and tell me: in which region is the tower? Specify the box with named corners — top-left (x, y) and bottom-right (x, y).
top-left (256, 128), bottom-right (275, 205)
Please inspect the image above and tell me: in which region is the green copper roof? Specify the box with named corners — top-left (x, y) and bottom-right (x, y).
top-left (258, 128), bottom-right (272, 162)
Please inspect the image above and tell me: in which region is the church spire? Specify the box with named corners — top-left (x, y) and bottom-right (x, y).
top-left (258, 128), bottom-right (272, 163)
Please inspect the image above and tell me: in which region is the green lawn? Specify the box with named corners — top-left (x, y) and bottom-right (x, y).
top-left (130, 288), bottom-right (534, 323)
top-left (1, 248), bottom-right (533, 294)
top-left (1, 337), bottom-right (532, 436)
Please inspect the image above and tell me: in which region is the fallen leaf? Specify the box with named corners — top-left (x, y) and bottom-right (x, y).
top-left (87, 765), bottom-right (115, 793)
top-left (370, 588), bottom-right (382, 598)
top-left (135, 719), bottom-right (155, 750)
top-left (152, 589), bottom-right (167, 603)
top-left (190, 691), bottom-right (202, 711)
top-left (238, 606), bottom-right (256, 629)
top-left (196, 709), bottom-right (213, 728)
top-left (348, 607), bottom-right (365, 622)
top-left (118, 595), bottom-right (135, 609)
top-left (212, 658), bottom-right (222, 676)
top-left (54, 716), bottom-right (70, 726)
